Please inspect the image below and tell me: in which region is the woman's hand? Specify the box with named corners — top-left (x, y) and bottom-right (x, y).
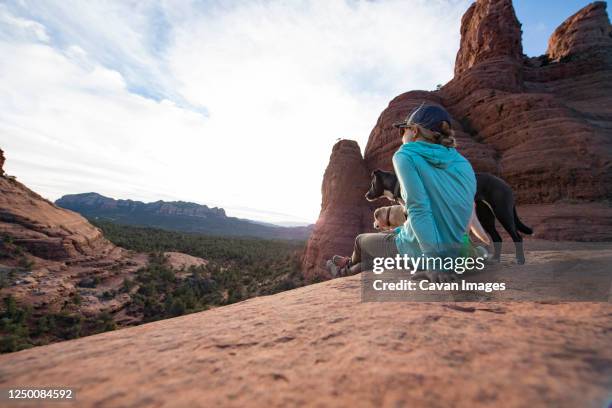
top-left (411, 270), bottom-right (457, 283)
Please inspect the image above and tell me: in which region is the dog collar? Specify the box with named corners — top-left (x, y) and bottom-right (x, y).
top-left (385, 206), bottom-right (391, 228)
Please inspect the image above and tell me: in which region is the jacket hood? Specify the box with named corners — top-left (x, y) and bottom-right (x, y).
top-left (397, 141), bottom-right (461, 169)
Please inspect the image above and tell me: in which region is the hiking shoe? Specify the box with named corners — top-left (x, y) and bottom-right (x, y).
top-left (326, 255), bottom-right (351, 278)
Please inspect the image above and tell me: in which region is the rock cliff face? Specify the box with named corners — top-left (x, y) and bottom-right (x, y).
top-left (363, 91), bottom-right (499, 176)
top-left (442, 0), bottom-right (612, 205)
top-left (303, 0), bottom-right (612, 278)
top-left (302, 140), bottom-right (375, 280)
top-left (0, 182), bottom-right (114, 262)
top-left (547, 1), bottom-right (612, 62)
top-left (454, 0), bottom-right (523, 76)
top-left (0, 148), bottom-right (4, 176)
top-left (0, 149), bottom-right (147, 319)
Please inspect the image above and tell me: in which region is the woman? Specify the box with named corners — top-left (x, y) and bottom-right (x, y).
top-left (326, 103), bottom-right (476, 282)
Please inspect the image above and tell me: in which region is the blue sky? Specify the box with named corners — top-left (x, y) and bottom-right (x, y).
top-left (0, 0), bottom-right (604, 224)
top-left (514, 0), bottom-right (602, 56)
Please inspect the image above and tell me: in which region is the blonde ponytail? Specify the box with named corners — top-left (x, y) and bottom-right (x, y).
top-left (413, 122), bottom-right (456, 148)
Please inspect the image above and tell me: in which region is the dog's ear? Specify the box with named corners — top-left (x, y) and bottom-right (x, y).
top-left (371, 169), bottom-right (381, 177)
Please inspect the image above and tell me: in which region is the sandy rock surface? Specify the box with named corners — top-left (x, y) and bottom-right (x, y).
top-left (1, 247), bottom-right (611, 408)
top-left (0, 176), bottom-right (115, 261)
top-left (164, 251), bottom-right (208, 270)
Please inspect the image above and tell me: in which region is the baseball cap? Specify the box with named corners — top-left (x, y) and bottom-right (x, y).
top-left (393, 103), bottom-right (453, 133)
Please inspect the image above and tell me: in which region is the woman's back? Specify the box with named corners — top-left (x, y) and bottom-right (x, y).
top-left (393, 141), bottom-right (476, 258)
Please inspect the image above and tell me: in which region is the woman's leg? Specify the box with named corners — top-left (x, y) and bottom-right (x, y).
top-left (328, 232), bottom-right (398, 277)
top-left (345, 232), bottom-right (398, 275)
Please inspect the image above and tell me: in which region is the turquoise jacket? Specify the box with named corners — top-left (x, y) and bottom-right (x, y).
top-left (392, 141), bottom-right (476, 258)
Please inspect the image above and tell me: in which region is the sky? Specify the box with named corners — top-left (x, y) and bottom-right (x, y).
top-left (0, 0), bottom-right (602, 225)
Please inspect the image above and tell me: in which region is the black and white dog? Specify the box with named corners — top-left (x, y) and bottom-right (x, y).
top-left (365, 169), bottom-right (533, 264)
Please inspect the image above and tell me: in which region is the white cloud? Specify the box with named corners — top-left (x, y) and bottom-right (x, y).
top-left (0, 4), bottom-right (49, 42)
top-left (0, 0), bottom-right (469, 224)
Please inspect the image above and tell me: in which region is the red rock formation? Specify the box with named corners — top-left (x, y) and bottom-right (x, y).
top-left (304, 0), bottom-right (612, 277)
top-left (0, 179), bottom-right (115, 261)
top-left (0, 148), bottom-right (147, 319)
top-left (517, 202), bottom-right (612, 241)
top-left (547, 1), bottom-right (612, 62)
top-left (302, 140), bottom-right (374, 281)
top-left (454, 0), bottom-right (523, 76)
top-left (441, 1), bottom-right (612, 204)
top-left (363, 91), bottom-right (499, 176)
top-left (0, 148), bottom-right (4, 175)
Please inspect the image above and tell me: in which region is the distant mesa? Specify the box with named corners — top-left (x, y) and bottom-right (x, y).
top-left (56, 192), bottom-right (227, 218)
top-left (56, 192), bottom-right (313, 241)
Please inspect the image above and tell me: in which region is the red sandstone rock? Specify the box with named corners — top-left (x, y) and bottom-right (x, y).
top-left (163, 251), bottom-right (208, 270)
top-left (301, 140), bottom-right (375, 281)
top-left (0, 178), bottom-right (115, 261)
top-left (547, 1), bottom-right (612, 62)
top-left (0, 151), bottom-right (149, 317)
top-left (0, 257), bottom-right (611, 407)
top-left (0, 149), bottom-right (185, 326)
top-left (1, 188), bottom-right (114, 260)
top-left (441, 1), bottom-right (612, 204)
top-left (363, 91), bottom-right (499, 175)
top-left (517, 202), bottom-right (612, 242)
top-left (454, 0), bottom-right (523, 76)
top-left (304, 0), bottom-right (612, 278)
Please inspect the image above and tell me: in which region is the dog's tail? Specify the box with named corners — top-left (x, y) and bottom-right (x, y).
top-left (513, 206), bottom-right (533, 235)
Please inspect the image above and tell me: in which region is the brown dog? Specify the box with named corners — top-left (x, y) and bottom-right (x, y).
top-left (373, 204), bottom-right (491, 246)
top-left (373, 205), bottom-right (406, 231)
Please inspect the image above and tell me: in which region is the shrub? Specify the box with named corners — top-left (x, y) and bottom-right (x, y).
top-left (17, 255), bottom-right (33, 271)
top-left (77, 276), bottom-right (101, 288)
top-left (0, 296), bottom-right (32, 352)
top-left (90, 312), bottom-right (116, 333)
